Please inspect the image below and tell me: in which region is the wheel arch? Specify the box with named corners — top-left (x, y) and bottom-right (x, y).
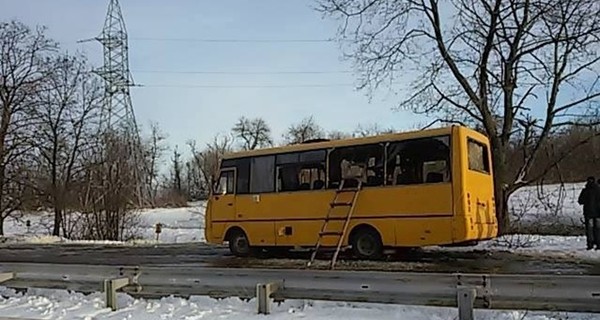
top-left (348, 223), bottom-right (382, 245)
top-left (224, 225), bottom-right (248, 243)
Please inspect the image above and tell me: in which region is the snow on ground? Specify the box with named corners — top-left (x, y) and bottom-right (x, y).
top-left (509, 183), bottom-right (585, 231)
top-left (434, 234), bottom-right (600, 261)
top-left (2, 202), bottom-right (206, 245)
top-left (137, 203), bottom-right (206, 243)
top-left (0, 287), bottom-right (597, 320)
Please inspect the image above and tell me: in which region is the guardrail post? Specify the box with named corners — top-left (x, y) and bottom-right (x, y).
top-left (104, 277), bottom-right (130, 311)
top-left (256, 281), bottom-right (281, 314)
top-left (0, 272), bottom-right (15, 283)
top-left (103, 267), bottom-right (142, 311)
top-left (457, 286), bottom-right (476, 320)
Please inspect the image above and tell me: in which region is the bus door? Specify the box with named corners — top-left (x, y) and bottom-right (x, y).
top-left (212, 168), bottom-right (236, 222)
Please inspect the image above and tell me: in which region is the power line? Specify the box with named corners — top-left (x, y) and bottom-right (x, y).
top-left (129, 37), bottom-right (341, 43)
top-left (132, 69), bottom-right (352, 75)
top-left (137, 83), bottom-right (354, 88)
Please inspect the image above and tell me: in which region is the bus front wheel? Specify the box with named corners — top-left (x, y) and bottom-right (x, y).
top-left (351, 227), bottom-right (383, 260)
top-left (228, 230), bottom-right (252, 257)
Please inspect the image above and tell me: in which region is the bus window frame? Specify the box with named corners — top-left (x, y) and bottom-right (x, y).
top-left (218, 133), bottom-right (456, 194)
top-left (384, 135), bottom-right (452, 186)
top-left (274, 149), bottom-right (327, 193)
top-left (327, 142), bottom-right (386, 188)
top-left (249, 155), bottom-right (276, 194)
top-left (215, 167), bottom-right (236, 195)
top-left (466, 137), bottom-right (490, 175)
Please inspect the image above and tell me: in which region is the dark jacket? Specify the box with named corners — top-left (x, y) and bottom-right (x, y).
top-left (578, 181), bottom-right (600, 218)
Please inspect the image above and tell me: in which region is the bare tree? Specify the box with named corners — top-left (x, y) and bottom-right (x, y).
top-left (284, 116), bottom-right (325, 144)
top-left (188, 134), bottom-right (233, 195)
top-left (184, 158), bottom-right (204, 200)
top-left (354, 123), bottom-right (395, 137)
top-left (81, 133), bottom-right (141, 241)
top-left (33, 53), bottom-right (101, 236)
top-left (232, 116), bottom-right (273, 150)
top-left (319, 0), bottom-right (600, 232)
top-left (170, 146), bottom-right (183, 195)
top-left (328, 130), bottom-right (353, 140)
top-left (143, 121), bottom-right (167, 206)
top-left (0, 21), bottom-right (56, 235)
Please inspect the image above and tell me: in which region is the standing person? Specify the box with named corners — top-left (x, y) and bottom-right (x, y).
top-left (578, 177), bottom-right (600, 250)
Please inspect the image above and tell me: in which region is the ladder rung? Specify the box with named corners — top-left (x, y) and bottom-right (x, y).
top-left (330, 202), bottom-right (353, 207)
top-left (337, 188), bottom-right (360, 193)
top-left (320, 231), bottom-right (343, 236)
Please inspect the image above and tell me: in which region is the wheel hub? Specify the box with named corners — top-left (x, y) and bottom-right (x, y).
top-left (357, 236), bottom-right (375, 255)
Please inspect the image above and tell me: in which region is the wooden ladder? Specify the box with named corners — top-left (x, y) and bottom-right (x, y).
top-left (307, 178), bottom-right (362, 270)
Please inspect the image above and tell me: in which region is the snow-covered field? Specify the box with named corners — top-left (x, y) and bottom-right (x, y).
top-left (0, 287), bottom-right (598, 320)
top-left (2, 202), bottom-right (206, 245)
top-left (509, 183), bottom-right (585, 233)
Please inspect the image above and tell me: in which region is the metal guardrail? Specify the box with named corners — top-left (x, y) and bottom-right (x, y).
top-left (0, 262), bottom-right (599, 319)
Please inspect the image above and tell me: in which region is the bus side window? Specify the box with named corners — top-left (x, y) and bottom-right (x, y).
top-left (216, 170), bottom-right (235, 194)
top-left (386, 136), bottom-right (451, 185)
top-left (276, 150), bottom-right (326, 192)
top-left (329, 144), bottom-right (385, 188)
top-left (467, 139), bottom-right (490, 173)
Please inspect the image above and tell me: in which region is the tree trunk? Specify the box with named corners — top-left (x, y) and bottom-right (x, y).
top-left (0, 166), bottom-right (5, 237)
top-left (491, 141), bottom-right (510, 235)
top-left (52, 206), bottom-right (62, 237)
top-left (494, 176), bottom-right (510, 235)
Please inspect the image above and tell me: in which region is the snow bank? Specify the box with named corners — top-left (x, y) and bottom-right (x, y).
top-left (0, 287), bottom-right (596, 320)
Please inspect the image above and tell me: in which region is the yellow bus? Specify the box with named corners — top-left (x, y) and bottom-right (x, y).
top-left (205, 125), bottom-right (497, 259)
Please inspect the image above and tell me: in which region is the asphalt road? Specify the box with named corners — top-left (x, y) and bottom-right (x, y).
top-left (0, 242), bottom-right (598, 275)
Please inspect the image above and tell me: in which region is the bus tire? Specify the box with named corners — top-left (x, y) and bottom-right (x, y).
top-left (227, 229), bottom-right (252, 257)
top-left (350, 227), bottom-right (383, 260)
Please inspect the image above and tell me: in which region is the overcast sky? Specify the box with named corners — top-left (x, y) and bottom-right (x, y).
top-left (1, 0), bottom-right (425, 151)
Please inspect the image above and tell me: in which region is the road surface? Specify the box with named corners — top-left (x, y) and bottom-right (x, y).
top-left (1, 242), bottom-right (598, 274)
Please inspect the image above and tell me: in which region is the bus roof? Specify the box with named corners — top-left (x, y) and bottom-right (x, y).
top-left (222, 125), bottom-right (477, 160)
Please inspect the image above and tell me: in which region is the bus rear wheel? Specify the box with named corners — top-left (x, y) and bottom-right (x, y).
top-left (351, 228), bottom-right (383, 260)
top-left (228, 230), bottom-right (252, 257)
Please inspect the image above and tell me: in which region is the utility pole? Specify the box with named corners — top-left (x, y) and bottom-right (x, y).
top-left (87, 0), bottom-right (147, 207)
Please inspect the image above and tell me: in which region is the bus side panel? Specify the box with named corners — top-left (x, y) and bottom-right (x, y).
top-left (454, 127), bottom-right (498, 242)
top-left (265, 218), bottom-right (449, 247)
top-left (393, 217), bottom-right (454, 246)
top-left (272, 219), bottom-right (397, 247)
top-left (356, 185), bottom-right (454, 247)
top-left (275, 220), bottom-right (336, 246)
top-left (268, 191), bottom-right (334, 246)
top-left (232, 185), bottom-right (453, 247)
top-left (463, 170), bottom-right (498, 240)
top-left (204, 200), bottom-right (213, 243)
top-left (451, 126), bottom-right (469, 243)
top-left (346, 219), bottom-right (397, 246)
top-left (353, 184), bottom-right (453, 218)
top-left (205, 198), bottom-right (229, 244)
top-left (235, 195), bottom-right (277, 246)
top-left (239, 221), bottom-right (277, 246)
top-left (210, 222), bottom-right (226, 243)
